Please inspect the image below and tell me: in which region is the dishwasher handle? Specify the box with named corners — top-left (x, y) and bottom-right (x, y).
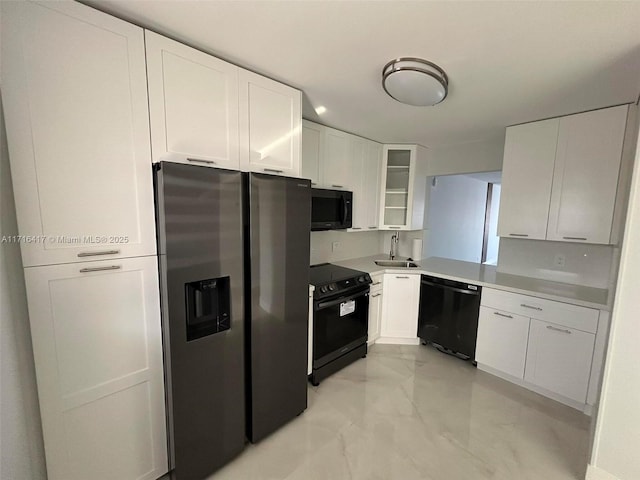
top-left (420, 278), bottom-right (480, 296)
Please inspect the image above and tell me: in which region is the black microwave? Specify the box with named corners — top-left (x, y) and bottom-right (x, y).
top-left (311, 188), bottom-right (353, 231)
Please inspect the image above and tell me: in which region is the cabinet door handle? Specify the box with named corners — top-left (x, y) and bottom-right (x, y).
top-left (372, 282), bottom-right (381, 286)
top-left (311, 182), bottom-right (317, 186)
top-left (520, 303), bottom-right (543, 311)
top-left (264, 168), bottom-right (283, 174)
top-left (350, 227), bottom-right (362, 230)
top-left (546, 325), bottom-right (572, 334)
top-left (493, 311), bottom-right (513, 319)
top-left (509, 233), bottom-right (529, 237)
top-left (331, 184), bottom-right (344, 188)
top-left (79, 265), bottom-right (121, 273)
top-left (395, 276), bottom-right (410, 279)
top-left (563, 236), bottom-right (587, 241)
top-left (187, 157), bottom-right (215, 164)
top-left (368, 226), bottom-right (377, 229)
top-left (371, 293), bottom-right (381, 298)
top-left (77, 249), bottom-right (120, 258)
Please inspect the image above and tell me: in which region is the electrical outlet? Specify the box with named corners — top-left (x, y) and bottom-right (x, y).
top-left (553, 253), bottom-right (566, 268)
top-left (332, 241), bottom-right (340, 252)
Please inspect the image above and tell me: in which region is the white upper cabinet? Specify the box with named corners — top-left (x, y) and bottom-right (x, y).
top-left (301, 120), bottom-right (383, 230)
top-left (239, 70), bottom-right (302, 177)
top-left (498, 105), bottom-right (632, 245)
top-left (323, 127), bottom-right (352, 189)
top-left (363, 142), bottom-right (383, 230)
top-left (145, 31), bottom-right (240, 169)
top-left (301, 120), bottom-right (324, 186)
top-left (547, 105), bottom-right (628, 244)
top-left (379, 145), bottom-right (429, 231)
top-left (24, 256), bottom-right (168, 480)
top-left (2, 1), bottom-right (157, 266)
top-left (497, 119), bottom-right (559, 240)
top-left (347, 136), bottom-right (367, 230)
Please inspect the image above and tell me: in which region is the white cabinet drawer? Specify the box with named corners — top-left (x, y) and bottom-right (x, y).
top-left (370, 273), bottom-right (384, 292)
top-left (476, 306), bottom-right (530, 379)
top-left (480, 288), bottom-right (598, 333)
top-left (525, 318), bottom-right (596, 403)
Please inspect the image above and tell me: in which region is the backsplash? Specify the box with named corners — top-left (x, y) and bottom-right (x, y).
top-left (379, 230), bottom-right (427, 260)
top-left (311, 229), bottom-right (427, 265)
top-left (497, 238), bottom-right (614, 289)
top-left (310, 230), bottom-right (382, 265)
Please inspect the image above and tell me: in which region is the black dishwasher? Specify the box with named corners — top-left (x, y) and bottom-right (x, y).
top-left (417, 275), bottom-right (481, 361)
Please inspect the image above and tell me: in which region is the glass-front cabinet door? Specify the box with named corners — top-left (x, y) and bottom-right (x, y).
top-left (378, 145), bottom-right (428, 231)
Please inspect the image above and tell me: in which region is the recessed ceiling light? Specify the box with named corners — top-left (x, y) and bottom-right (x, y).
top-left (315, 105), bottom-right (327, 115)
top-left (382, 57), bottom-right (449, 106)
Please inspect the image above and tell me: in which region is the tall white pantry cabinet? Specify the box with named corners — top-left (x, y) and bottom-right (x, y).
top-left (2, 2), bottom-right (168, 480)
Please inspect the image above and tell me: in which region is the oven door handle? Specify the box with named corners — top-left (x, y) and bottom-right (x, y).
top-left (316, 289), bottom-right (369, 310)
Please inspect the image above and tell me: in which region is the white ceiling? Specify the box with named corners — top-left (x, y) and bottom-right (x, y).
top-left (86, 1), bottom-right (640, 148)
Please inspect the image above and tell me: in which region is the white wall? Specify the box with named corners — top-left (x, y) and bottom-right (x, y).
top-left (484, 184), bottom-right (501, 264)
top-left (426, 135), bottom-right (504, 176)
top-left (587, 106), bottom-right (640, 480)
top-left (497, 238), bottom-right (613, 289)
top-left (0, 92), bottom-right (47, 479)
top-left (425, 175), bottom-right (488, 263)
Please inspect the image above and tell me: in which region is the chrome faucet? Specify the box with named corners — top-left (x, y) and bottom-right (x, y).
top-left (389, 231), bottom-right (400, 260)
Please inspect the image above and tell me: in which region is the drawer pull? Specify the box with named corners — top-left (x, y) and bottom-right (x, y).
top-left (80, 265), bottom-right (121, 273)
top-left (351, 227), bottom-right (362, 230)
top-left (372, 282), bottom-right (381, 286)
top-left (521, 303), bottom-right (542, 311)
top-left (264, 168), bottom-right (284, 174)
top-left (331, 184), bottom-right (344, 188)
top-left (369, 226), bottom-right (377, 229)
top-left (546, 325), bottom-right (572, 334)
top-left (77, 249), bottom-right (120, 258)
top-left (371, 293), bottom-right (381, 298)
top-left (493, 312), bottom-right (513, 319)
top-left (563, 236), bottom-right (587, 241)
top-left (395, 276), bottom-right (410, 279)
top-left (509, 233), bottom-right (529, 237)
top-left (187, 157), bottom-right (215, 164)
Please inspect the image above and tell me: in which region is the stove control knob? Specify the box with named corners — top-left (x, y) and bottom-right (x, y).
top-left (320, 286), bottom-right (328, 293)
top-left (358, 276), bottom-right (366, 283)
top-left (328, 284), bottom-right (336, 291)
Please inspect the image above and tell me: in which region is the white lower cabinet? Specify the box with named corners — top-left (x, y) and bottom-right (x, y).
top-left (379, 273), bottom-right (420, 343)
top-left (476, 306), bottom-right (530, 379)
top-left (525, 319), bottom-right (595, 403)
top-left (477, 287), bottom-right (601, 411)
top-left (367, 274), bottom-right (384, 345)
top-left (24, 256), bottom-right (168, 480)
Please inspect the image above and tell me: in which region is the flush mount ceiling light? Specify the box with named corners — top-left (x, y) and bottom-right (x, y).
top-left (382, 57), bottom-right (449, 106)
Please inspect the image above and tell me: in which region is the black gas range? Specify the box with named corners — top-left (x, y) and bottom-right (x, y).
top-left (309, 264), bottom-right (372, 385)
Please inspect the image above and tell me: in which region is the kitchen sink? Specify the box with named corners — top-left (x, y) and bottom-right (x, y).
top-left (374, 260), bottom-right (420, 268)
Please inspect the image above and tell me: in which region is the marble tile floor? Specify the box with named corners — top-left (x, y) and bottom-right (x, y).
top-left (210, 344), bottom-right (591, 480)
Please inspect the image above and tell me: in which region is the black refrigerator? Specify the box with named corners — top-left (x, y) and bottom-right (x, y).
top-left (244, 172), bottom-right (311, 442)
top-left (154, 162), bottom-right (310, 479)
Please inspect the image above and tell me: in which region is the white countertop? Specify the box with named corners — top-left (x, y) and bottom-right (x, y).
top-left (329, 254), bottom-right (609, 310)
